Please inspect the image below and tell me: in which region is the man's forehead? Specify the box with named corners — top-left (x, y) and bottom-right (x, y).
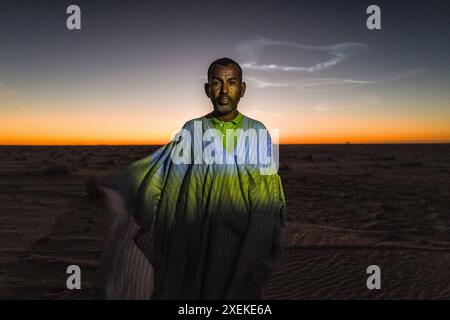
top-left (210, 64), bottom-right (241, 79)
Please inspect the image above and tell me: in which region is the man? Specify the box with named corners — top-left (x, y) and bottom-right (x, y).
top-left (96, 58), bottom-right (286, 300)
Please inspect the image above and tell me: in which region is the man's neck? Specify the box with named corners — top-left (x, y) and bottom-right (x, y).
top-left (212, 109), bottom-right (238, 122)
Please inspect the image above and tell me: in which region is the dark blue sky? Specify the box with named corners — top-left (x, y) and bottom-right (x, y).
top-left (0, 0), bottom-right (449, 144)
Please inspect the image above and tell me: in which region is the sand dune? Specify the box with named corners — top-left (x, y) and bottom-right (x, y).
top-left (0, 144), bottom-right (449, 299)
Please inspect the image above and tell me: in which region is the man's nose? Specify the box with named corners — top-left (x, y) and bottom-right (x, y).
top-left (220, 82), bottom-right (229, 94)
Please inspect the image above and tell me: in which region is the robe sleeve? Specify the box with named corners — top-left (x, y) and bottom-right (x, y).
top-left (95, 124), bottom-right (187, 299)
top-left (94, 148), bottom-right (168, 299)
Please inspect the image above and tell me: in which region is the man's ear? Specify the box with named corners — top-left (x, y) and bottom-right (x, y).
top-left (240, 82), bottom-right (246, 98)
top-left (204, 83), bottom-right (210, 98)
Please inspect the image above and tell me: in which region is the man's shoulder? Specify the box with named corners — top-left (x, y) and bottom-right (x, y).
top-left (241, 113), bottom-right (268, 130)
top-left (179, 117), bottom-right (205, 133)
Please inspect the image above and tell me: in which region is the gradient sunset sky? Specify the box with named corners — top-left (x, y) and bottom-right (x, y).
top-left (0, 0), bottom-right (449, 144)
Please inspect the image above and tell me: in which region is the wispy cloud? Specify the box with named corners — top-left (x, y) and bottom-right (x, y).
top-left (245, 69), bottom-right (426, 91)
top-left (237, 38), bottom-right (368, 73)
top-left (383, 68), bottom-right (428, 81)
top-left (245, 76), bottom-right (374, 89)
top-left (236, 38), bottom-right (426, 91)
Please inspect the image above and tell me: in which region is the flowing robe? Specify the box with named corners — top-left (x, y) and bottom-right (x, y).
top-left (96, 114), bottom-right (286, 300)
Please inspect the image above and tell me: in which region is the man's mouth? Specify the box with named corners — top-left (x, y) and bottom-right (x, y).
top-left (218, 96), bottom-right (231, 103)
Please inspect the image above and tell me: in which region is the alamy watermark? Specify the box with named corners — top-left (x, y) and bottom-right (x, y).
top-left (66, 4), bottom-right (381, 31)
top-left (66, 265), bottom-right (81, 290)
top-left (66, 5), bottom-right (81, 30)
top-left (366, 265), bottom-right (381, 290)
top-left (366, 5), bottom-right (381, 30)
top-left (169, 120), bottom-right (280, 175)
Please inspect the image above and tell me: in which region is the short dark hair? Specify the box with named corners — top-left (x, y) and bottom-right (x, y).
top-left (207, 57), bottom-right (242, 82)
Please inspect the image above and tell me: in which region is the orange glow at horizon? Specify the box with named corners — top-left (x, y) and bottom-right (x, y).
top-left (1, 126), bottom-right (449, 145)
top-left (1, 106), bottom-right (450, 145)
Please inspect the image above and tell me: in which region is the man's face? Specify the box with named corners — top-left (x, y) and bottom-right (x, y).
top-left (205, 64), bottom-right (246, 115)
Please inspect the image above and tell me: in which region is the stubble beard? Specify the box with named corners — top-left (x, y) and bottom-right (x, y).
top-left (215, 103), bottom-right (234, 114)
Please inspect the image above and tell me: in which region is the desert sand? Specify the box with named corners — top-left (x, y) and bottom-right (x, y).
top-left (0, 144), bottom-right (449, 299)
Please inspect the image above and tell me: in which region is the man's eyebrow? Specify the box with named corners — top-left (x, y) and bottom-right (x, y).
top-left (210, 76), bottom-right (240, 82)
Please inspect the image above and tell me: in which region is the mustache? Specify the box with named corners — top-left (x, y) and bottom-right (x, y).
top-left (217, 95), bottom-right (232, 100)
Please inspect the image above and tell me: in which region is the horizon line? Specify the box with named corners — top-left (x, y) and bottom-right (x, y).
top-left (1, 141), bottom-right (450, 147)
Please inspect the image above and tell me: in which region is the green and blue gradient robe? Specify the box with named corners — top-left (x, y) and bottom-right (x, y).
top-left (96, 112), bottom-right (286, 299)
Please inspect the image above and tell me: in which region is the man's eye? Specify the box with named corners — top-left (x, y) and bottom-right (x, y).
top-left (229, 81), bottom-right (237, 85)
top-left (212, 81), bottom-right (220, 86)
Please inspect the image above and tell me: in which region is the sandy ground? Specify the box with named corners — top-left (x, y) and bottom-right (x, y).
top-left (0, 144), bottom-right (449, 299)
